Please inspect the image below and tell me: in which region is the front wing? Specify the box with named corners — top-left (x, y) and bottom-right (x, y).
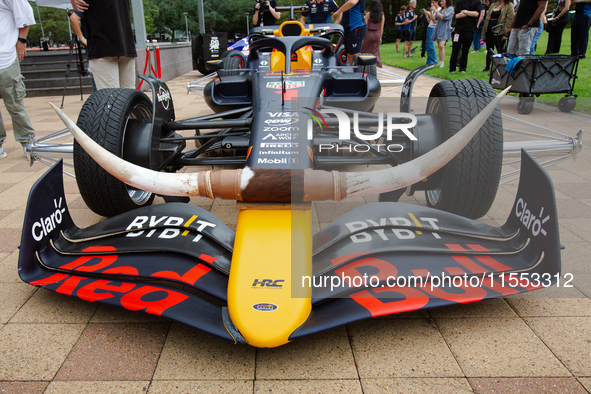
top-left (18, 151), bottom-right (560, 346)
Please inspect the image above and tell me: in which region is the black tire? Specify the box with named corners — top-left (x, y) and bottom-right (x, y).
top-left (424, 79), bottom-right (503, 219)
top-left (517, 95), bottom-right (534, 114)
top-left (558, 96), bottom-right (576, 113)
top-left (74, 89), bottom-right (156, 217)
top-left (222, 49), bottom-right (247, 68)
top-left (218, 56), bottom-right (242, 77)
top-left (336, 44), bottom-right (347, 66)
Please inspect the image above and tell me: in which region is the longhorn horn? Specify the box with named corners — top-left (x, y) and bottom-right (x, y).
top-left (339, 86), bottom-right (510, 198)
top-left (52, 87), bottom-right (509, 203)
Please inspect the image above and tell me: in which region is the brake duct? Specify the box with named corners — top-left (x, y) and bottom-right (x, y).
top-left (49, 87), bottom-right (508, 203)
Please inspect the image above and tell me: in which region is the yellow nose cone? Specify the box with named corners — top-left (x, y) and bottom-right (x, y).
top-left (227, 209), bottom-right (312, 348)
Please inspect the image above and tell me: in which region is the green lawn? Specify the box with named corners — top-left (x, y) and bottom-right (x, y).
top-left (380, 28), bottom-right (591, 114)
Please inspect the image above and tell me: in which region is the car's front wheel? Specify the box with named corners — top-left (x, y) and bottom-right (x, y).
top-left (424, 78), bottom-right (503, 219)
top-left (73, 89), bottom-right (157, 217)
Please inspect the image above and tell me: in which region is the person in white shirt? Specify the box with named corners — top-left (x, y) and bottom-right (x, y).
top-left (0, 0), bottom-right (35, 159)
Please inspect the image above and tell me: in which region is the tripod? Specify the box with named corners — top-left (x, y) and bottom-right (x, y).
top-left (61, 33), bottom-right (88, 108)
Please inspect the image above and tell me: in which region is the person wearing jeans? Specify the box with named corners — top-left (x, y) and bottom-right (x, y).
top-left (506, 0), bottom-right (548, 56)
top-left (529, 18), bottom-right (544, 54)
top-left (424, 0), bottom-right (440, 64)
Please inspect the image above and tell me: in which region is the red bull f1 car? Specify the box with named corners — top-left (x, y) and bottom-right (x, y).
top-left (19, 20), bottom-right (562, 348)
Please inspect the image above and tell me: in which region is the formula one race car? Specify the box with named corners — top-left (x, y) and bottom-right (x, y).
top-left (19, 20), bottom-right (562, 348)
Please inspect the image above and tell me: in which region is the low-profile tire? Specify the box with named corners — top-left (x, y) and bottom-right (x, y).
top-left (336, 44), bottom-right (347, 66)
top-left (222, 49), bottom-right (247, 68)
top-left (74, 89), bottom-right (156, 217)
top-left (218, 56), bottom-right (242, 77)
top-left (558, 96), bottom-right (576, 113)
top-left (424, 78), bottom-right (503, 219)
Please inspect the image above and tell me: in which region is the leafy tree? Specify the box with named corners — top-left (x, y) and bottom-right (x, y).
top-left (27, 1), bottom-right (71, 46)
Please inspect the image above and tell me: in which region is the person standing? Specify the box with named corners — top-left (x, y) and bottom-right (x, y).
top-left (571, 0), bottom-right (591, 58)
top-left (449, 0), bottom-right (481, 72)
top-left (0, 0), bottom-right (36, 159)
top-left (419, 9), bottom-right (430, 58)
top-left (432, 0), bottom-right (454, 67)
top-left (506, 0), bottom-right (547, 56)
top-left (545, 0), bottom-right (570, 53)
top-left (300, 0), bottom-right (341, 24)
top-left (403, 0), bottom-right (418, 58)
top-left (70, 0), bottom-right (137, 90)
top-left (482, 0), bottom-right (514, 71)
top-left (424, 0), bottom-right (440, 65)
top-left (332, 0), bottom-right (367, 66)
top-left (529, 4), bottom-right (546, 53)
top-left (253, 0), bottom-right (280, 26)
top-left (472, 0), bottom-right (488, 52)
top-left (395, 6), bottom-right (407, 53)
top-left (361, 0), bottom-right (385, 66)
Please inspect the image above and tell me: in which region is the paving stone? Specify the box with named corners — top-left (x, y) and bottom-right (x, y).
top-left (525, 317), bottom-right (591, 376)
top-left (361, 377), bottom-right (473, 393)
top-left (0, 323), bottom-right (84, 380)
top-left (148, 380), bottom-right (253, 394)
top-left (436, 317), bottom-right (570, 377)
top-left (506, 298), bottom-right (591, 317)
top-left (0, 251), bottom-right (26, 283)
top-left (0, 283), bottom-right (36, 323)
top-left (349, 319), bottom-right (463, 378)
top-left (55, 323), bottom-right (169, 381)
top-left (0, 229), bottom-right (22, 253)
top-left (255, 379), bottom-right (362, 393)
top-left (153, 323), bottom-right (255, 380)
top-left (468, 377), bottom-right (587, 393)
top-left (45, 381), bottom-right (150, 394)
top-left (10, 288), bottom-right (99, 323)
top-left (0, 381), bottom-right (48, 394)
top-left (579, 377), bottom-right (591, 392)
top-left (256, 327), bottom-right (357, 380)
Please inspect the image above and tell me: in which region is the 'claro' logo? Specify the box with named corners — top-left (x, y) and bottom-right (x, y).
top-left (32, 198), bottom-right (66, 242)
top-left (515, 198), bottom-right (550, 237)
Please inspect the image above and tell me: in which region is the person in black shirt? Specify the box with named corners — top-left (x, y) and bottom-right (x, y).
top-left (70, 0), bottom-right (137, 89)
top-left (253, 0), bottom-right (280, 27)
top-left (300, 0), bottom-right (341, 24)
top-left (506, 0), bottom-right (547, 55)
top-left (449, 0), bottom-right (481, 72)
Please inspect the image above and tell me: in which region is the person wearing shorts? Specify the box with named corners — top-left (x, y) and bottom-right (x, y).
top-left (332, 0), bottom-right (367, 65)
top-left (403, 0), bottom-right (418, 58)
top-left (395, 6), bottom-right (407, 52)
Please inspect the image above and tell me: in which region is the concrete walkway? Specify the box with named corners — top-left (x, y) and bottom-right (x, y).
top-left (0, 67), bottom-right (590, 393)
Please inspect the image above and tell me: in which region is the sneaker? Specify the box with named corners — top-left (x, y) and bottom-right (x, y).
top-left (23, 146), bottom-right (29, 159)
top-left (439, 61), bottom-right (444, 68)
top-left (460, 71), bottom-right (466, 73)
top-left (421, 56), bottom-right (425, 59)
top-left (0, 146), bottom-right (6, 159)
